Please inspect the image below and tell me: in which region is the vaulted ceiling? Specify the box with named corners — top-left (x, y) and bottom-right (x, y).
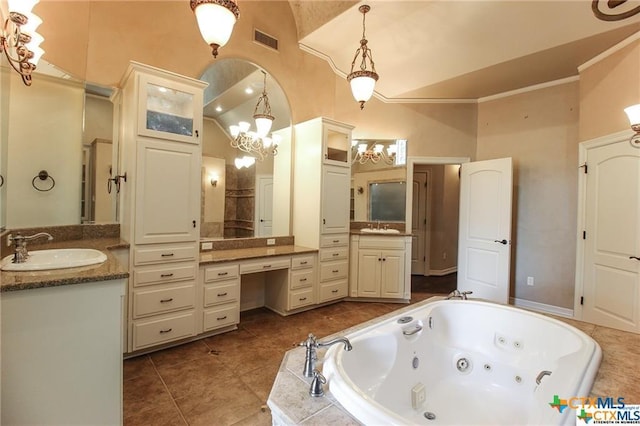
top-left (290, 1), bottom-right (640, 100)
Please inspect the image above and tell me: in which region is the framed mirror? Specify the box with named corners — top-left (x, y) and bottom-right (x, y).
top-left (351, 139), bottom-right (407, 223)
top-left (199, 59), bottom-right (292, 239)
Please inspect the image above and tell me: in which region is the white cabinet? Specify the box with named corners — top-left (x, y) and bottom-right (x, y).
top-left (1, 280), bottom-right (126, 425)
top-left (294, 118), bottom-right (354, 305)
top-left (118, 62), bottom-right (206, 353)
top-left (264, 254), bottom-right (318, 315)
top-left (201, 263), bottom-right (240, 333)
top-left (350, 235), bottom-right (412, 300)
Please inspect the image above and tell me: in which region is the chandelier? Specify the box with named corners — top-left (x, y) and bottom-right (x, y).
top-left (190, 0), bottom-right (240, 58)
top-left (228, 71), bottom-right (280, 161)
top-left (1, 0), bottom-right (45, 86)
top-left (346, 4), bottom-right (378, 110)
top-left (352, 141), bottom-right (397, 165)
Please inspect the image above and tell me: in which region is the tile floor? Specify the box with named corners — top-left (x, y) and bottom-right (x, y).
top-left (123, 275), bottom-right (640, 425)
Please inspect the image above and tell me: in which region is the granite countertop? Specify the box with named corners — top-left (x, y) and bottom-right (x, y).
top-left (1, 238), bottom-right (130, 292)
top-left (349, 230), bottom-right (412, 236)
top-left (199, 245), bottom-right (318, 264)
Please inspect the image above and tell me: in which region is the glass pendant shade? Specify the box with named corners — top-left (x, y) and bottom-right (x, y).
top-left (624, 104), bottom-right (640, 127)
top-left (349, 73), bottom-right (377, 106)
top-left (191, 0), bottom-right (239, 58)
top-left (254, 115), bottom-right (273, 138)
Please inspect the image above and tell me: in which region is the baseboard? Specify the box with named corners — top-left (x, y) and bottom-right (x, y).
top-left (509, 297), bottom-right (574, 318)
top-left (428, 266), bottom-right (457, 276)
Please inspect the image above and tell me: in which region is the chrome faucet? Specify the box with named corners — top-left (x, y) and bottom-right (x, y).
top-left (446, 289), bottom-right (473, 300)
top-left (298, 333), bottom-right (353, 377)
top-left (8, 232), bottom-right (53, 263)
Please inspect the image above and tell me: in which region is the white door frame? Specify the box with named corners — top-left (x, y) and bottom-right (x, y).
top-left (574, 129), bottom-right (635, 319)
top-left (405, 156), bottom-right (470, 252)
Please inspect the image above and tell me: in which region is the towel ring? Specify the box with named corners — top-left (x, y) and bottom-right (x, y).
top-left (32, 170), bottom-right (55, 192)
top-left (0, 174), bottom-right (4, 188)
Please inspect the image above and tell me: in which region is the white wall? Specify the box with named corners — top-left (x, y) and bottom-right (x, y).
top-left (7, 74), bottom-right (84, 228)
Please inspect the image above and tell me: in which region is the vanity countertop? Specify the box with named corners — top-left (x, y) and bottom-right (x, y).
top-left (199, 245), bottom-right (318, 264)
top-left (349, 230), bottom-right (412, 237)
top-left (0, 238), bottom-right (130, 293)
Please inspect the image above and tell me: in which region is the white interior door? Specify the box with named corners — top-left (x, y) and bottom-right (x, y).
top-left (581, 141), bottom-right (640, 333)
top-left (457, 157), bottom-right (513, 303)
top-left (256, 176), bottom-right (273, 237)
top-left (411, 172), bottom-right (428, 275)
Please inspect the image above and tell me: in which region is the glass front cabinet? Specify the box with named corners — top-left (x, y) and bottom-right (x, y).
top-left (323, 122), bottom-right (351, 167)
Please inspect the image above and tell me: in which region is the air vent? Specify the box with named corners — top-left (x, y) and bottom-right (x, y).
top-left (254, 29), bottom-right (278, 51)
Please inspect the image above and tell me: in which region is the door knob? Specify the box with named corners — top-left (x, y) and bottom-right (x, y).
top-left (630, 256), bottom-right (640, 261)
top-left (494, 239), bottom-right (508, 245)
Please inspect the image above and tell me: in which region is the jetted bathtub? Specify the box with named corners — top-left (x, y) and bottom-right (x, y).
top-left (323, 299), bottom-right (602, 425)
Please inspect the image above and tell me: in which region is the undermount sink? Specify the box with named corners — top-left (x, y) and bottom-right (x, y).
top-left (0, 249), bottom-right (107, 271)
top-left (360, 228), bottom-right (401, 234)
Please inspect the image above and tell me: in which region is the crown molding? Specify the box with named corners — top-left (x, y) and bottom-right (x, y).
top-left (478, 76), bottom-right (580, 103)
top-left (578, 30), bottom-right (640, 72)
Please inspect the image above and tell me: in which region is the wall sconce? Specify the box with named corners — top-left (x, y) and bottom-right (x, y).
top-left (624, 104), bottom-right (640, 148)
top-left (1, 0), bottom-right (45, 86)
top-left (352, 140), bottom-right (396, 165)
top-left (357, 186), bottom-right (364, 194)
top-left (210, 174), bottom-right (219, 187)
top-left (190, 0), bottom-right (239, 58)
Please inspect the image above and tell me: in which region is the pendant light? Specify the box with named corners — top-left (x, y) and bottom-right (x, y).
top-left (190, 0), bottom-right (240, 58)
top-left (346, 4), bottom-right (379, 110)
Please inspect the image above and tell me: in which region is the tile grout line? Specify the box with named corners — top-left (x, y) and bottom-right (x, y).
top-left (148, 354), bottom-right (190, 426)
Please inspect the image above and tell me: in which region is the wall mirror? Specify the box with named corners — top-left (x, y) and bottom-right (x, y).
top-left (198, 59), bottom-right (292, 239)
top-left (3, 60), bottom-right (117, 229)
top-left (351, 139), bottom-right (407, 223)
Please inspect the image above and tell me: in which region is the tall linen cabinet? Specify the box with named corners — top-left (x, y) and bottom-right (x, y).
top-left (293, 117), bottom-right (353, 304)
top-left (117, 62), bottom-right (206, 353)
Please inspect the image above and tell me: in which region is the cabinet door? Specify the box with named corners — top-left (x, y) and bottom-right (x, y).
top-left (323, 122), bottom-right (351, 166)
top-left (381, 250), bottom-right (405, 298)
top-left (357, 249), bottom-right (380, 297)
top-left (322, 165), bottom-right (350, 234)
top-left (137, 73), bottom-right (203, 144)
top-left (135, 139), bottom-right (200, 244)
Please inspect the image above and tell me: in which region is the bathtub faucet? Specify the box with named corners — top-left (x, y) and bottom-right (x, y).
top-left (446, 289), bottom-right (473, 300)
top-left (299, 333), bottom-right (352, 378)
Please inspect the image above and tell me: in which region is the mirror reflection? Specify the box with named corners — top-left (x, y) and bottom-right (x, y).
top-left (199, 59), bottom-right (291, 239)
top-left (350, 139), bottom-right (407, 223)
top-left (4, 63), bottom-right (117, 229)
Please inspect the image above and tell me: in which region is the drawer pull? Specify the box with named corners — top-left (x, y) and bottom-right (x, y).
top-left (217, 292), bottom-right (228, 297)
top-left (332, 269), bottom-right (339, 273)
top-left (217, 316), bottom-right (227, 321)
top-left (299, 297), bottom-right (307, 301)
top-left (299, 278), bottom-right (307, 282)
top-left (263, 265), bottom-right (272, 268)
top-left (217, 272), bottom-right (228, 276)
top-left (159, 328), bottom-right (172, 334)
top-left (160, 298), bottom-right (174, 303)
top-left (300, 261), bottom-right (308, 265)
top-left (160, 273), bottom-right (174, 278)
top-left (332, 239), bottom-right (340, 243)
top-left (332, 253), bottom-right (339, 256)
top-left (161, 253), bottom-right (174, 257)
top-left (332, 289), bottom-right (339, 293)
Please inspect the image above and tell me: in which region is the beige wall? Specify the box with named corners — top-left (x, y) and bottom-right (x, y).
top-left (477, 81), bottom-right (580, 308)
top-left (579, 40), bottom-right (640, 141)
top-left (84, 95), bottom-right (113, 145)
top-left (7, 74), bottom-right (84, 228)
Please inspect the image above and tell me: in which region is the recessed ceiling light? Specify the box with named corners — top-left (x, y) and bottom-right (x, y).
top-left (158, 87), bottom-right (168, 93)
top-left (245, 87), bottom-right (254, 95)
top-left (215, 106), bottom-right (222, 112)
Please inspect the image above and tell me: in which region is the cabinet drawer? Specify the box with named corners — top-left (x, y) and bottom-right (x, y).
top-left (319, 279), bottom-right (348, 302)
top-left (289, 287), bottom-right (315, 310)
top-left (357, 237), bottom-right (405, 250)
top-left (133, 311), bottom-right (195, 350)
top-left (320, 260), bottom-right (349, 281)
top-left (240, 257), bottom-right (290, 274)
top-left (291, 255), bottom-right (315, 270)
top-left (203, 281), bottom-right (239, 307)
top-left (290, 269), bottom-right (315, 290)
top-left (134, 244), bottom-right (197, 265)
top-left (134, 263), bottom-right (196, 287)
top-left (133, 283), bottom-right (195, 318)
top-left (203, 264), bottom-right (239, 282)
top-left (203, 304), bottom-right (239, 332)
top-left (320, 234), bottom-right (349, 248)
top-left (320, 247), bottom-right (348, 262)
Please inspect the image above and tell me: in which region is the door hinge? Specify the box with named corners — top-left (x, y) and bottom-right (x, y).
top-left (583, 230), bottom-right (586, 240)
top-left (580, 296), bottom-right (584, 305)
top-left (424, 218), bottom-right (427, 225)
top-left (579, 163), bottom-right (588, 174)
